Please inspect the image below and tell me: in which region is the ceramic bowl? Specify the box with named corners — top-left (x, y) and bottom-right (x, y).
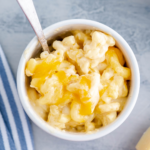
top-left (17, 19), bottom-right (140, 141)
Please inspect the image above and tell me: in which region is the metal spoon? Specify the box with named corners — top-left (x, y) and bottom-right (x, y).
top-left (17, 0), bottom-right (50, 53)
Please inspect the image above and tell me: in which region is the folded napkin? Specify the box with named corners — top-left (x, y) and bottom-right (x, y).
top-left (0, 45), bottom-right (34, 150)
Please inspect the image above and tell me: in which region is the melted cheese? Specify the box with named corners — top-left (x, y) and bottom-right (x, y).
top-left (33, 64), bottom-right (96, 115)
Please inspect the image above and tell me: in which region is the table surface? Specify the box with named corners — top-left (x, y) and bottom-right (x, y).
top-left (0, 0), bottom-right (150, 149)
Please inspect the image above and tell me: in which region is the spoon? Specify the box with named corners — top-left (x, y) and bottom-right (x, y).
top-left (17, 0), bottom-right (50, 53)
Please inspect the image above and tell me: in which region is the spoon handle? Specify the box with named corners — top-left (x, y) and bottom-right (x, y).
top-left (17, 0), bottom-right (50, 53)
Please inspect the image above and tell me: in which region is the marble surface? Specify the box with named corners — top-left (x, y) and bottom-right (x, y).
top-left (0, 0), bottom-right (150, 149)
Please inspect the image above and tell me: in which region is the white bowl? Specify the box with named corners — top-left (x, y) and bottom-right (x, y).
top-left (17, 19), bottom-right (140, 141)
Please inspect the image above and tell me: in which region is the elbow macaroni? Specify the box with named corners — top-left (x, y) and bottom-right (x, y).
top-left (25, 30), bottom-right (131, 132)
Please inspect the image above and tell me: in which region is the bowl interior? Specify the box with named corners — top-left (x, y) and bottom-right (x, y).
top-left (17, 19), bottom-right (140, 141)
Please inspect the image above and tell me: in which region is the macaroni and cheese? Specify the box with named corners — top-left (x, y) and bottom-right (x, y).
top-left (26, 30), bottom-right (131, 132)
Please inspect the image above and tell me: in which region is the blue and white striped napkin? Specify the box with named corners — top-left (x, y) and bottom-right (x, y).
top-left (0, 45), bottom-right (34, 150)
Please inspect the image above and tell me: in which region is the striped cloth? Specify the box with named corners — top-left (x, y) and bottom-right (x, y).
top-left (0, 45), bottom-right (34, 150)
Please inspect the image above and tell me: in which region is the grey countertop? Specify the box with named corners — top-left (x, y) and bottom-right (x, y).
top-left (0, 0), bottom-right (150, 149)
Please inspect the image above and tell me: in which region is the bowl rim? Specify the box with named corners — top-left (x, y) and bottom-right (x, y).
top-left (17, 19), bottom-right (140, 141)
